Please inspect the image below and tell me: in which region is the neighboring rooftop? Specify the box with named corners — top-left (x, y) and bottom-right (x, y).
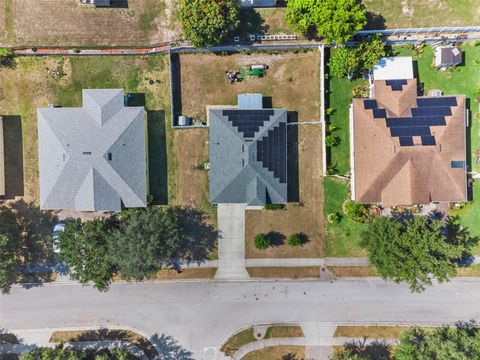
top-left (372, 56), bottom-right (414, 81)
top-left (352, 70), bottom-right (467, 206)
top-left (209, 94), bottom-right (287, 206)
top-left (37, 89), bottom-right (147, 212)
top-left (435, 46), bottom-right (463, 68)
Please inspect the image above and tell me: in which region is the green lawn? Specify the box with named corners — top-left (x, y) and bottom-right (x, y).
top-left (327, 49), bottom-right (368, 175)
top-left (323, 177), bottom-right (367, 257)
top-left (363, 0), bottom-right (480, 29)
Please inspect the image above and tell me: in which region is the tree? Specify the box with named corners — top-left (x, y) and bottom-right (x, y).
top-left (325, 134), bottom-right (340, 147)
top-left (0, 48), bottom-right (14, 67)
top-left (396, 323), bottom-right (480, 359)
top-left (58, 217), bottom-right (117, 292)
top-left (109, 207), bottom-right (183, 280)
top-left (0, 207), bottom-right (22, 294)
top-left (329, 34), bottom-right (386, 78)
top-left (20, 346), bottom-right (133, 360)
top-left (286, 0), bottom-right (366, 43)
top-left (254, 233), bottom-right (270, 250)
top-left (179, 0), bottom-right (240, 47)
top-left (361, 216), bottom-right (478, 292)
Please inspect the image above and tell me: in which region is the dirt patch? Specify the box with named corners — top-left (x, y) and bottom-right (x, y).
top-left (170, 128), bottom-right (215, 219)
top-left (8, 0), bottom-right (176, 47)
top-left (178, 51), bottom-right (320, 122)
top-left (328, 266), bottom-right (379, 277)
top-left (245, 126), bottom-right (324, 258)
top-left (247, 267), bottom-right (320, 279)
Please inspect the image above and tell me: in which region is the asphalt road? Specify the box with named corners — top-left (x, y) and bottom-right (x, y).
top-left (2, 279), bottom-right (480, 359)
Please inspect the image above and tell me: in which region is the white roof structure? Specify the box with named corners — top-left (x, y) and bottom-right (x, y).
top-left (372, 56), bottom-right (414, 80)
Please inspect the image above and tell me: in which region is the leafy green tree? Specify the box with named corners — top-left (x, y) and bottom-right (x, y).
top-left (396, 323), bottom-right (480, 359)
top-left (109, 207), bottom-right (183, 280)
top-left (325, 134), bottom-right (340, 147)
top-left (286, 0), bottom-right (366, 43)
top-left (0, 48), bottom-right (14, 67)
top-left (254, 233), bottom-right (270, 250)
top-left (0, 207), bottom-right (22, 294)
top-left (58, 218), bottom-right (117, 292)
top-left (20, 346), bottom-right (84, 360)
top-left (329, 35), bottom-right (386, 78)
top-left (180, 0), bottom-right (240, 47)
top-left (361, 216), bottom-right (478, 292)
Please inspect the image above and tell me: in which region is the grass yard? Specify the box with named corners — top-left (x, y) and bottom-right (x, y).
top-left (334, 326), bottom-right (406, 339)
top-left (264, 326), bottom-right (304, 339)
top-left (241, 346), bottom-right (306, 360)
top-left (1, 0), bottom-right (177, 47)
top-left (0, 55), bottom-right (170, 204)
top-left (246, 267), bottom-right (320, 279)
top-left (238, 8), bottom-right (294, 37)
top-left (328, 266), bottom-right (378, 277)
top-left (363, 0), bottom-right (480, 29)
top-left (178, 51), bottom-right (320, 122)
top-left (327, 48), bottom-right (368, 175)
top-left (323, 177), bottom-right (367, 257)
top-left (245, 126), bottom-right (324, 258)
top-left (221, 328), bottom-right (256, 357)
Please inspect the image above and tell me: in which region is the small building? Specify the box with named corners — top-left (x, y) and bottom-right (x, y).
top-left (237, 0), bottom-right (277, 7)
top-left (209, 94), bottom-right (287, 207)
top-left (351, 57), bottom-right (467, 207)
top-left (372, 56), bottom-right (414, 81)
top-left (435, 46), bottom-right (462, 69)
top-left (37, 89), bottom-right (147, 212)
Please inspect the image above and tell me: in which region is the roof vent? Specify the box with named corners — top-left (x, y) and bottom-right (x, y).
top-left (108, 152), bottom-right (112, 161)
top-left (83, 152), bottom-right (91, 155)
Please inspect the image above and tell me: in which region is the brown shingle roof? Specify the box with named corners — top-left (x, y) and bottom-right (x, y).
top-left (352, 79), bottom-right (467, 206)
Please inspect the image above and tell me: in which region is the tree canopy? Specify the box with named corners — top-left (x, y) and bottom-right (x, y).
top-left (361, 216), bottom-right (478, 292)
top-left (109, 207), bottom-right (183, 280)
top-left (58, 217), bottom-right (117, 292)
top-left (0, 207), bottom-right (22, 294)
top-left (395, 323), bottom-right (480, 359)
top-left (179, 0), bottom-right (240, 47)
top-left (20, 346), bottom-right (134, 360)
top-left (286, 0), bottom-right (366, 43)
top-left (329, 34), bottom-right (386, 78)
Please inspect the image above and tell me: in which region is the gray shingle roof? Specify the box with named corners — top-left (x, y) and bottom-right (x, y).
top-left (209, 96), bottom-right (288, 205)
top-left (37, 89), bottom-right (147, 212)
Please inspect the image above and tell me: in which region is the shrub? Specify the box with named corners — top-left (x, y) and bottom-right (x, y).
top-left (287, 234), bottom-right (302, 247)
top-left (344, 200), bottom-right (368, 223)
top-left (325, 135), bottom-right (340, 147)
top-left (254, 233), bottom-right (270, 250)
top-left (327, 212), bottom-right (341, 223)
top-left (265, 204), bottom-right (284, 210)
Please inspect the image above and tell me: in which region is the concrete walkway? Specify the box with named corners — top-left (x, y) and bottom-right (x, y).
top-left (215, 204), bottom-right (249, 279)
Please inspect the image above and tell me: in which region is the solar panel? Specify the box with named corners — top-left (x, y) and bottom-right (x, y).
top-left (363, 100), bottom-right (377, 109)
top-left (417, 97), bottom-right (457, 107)
top-left (399, 137), bottom-right (414, 146)
top-left (386, 79), bottom-right (408, 91)
top-left (421, 136), bottom-right (436, 146)
top-left (373, 109), bottom-right (387, 119)
top-left (390, 127), bottom-right (431, 137)
top-left (451, 160), bottom-right (465, 169)
top-left (412, 107), bottom-right (452, 117)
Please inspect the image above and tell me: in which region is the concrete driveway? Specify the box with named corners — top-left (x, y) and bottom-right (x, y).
top-left (215, 203), bottom-right (249, 279)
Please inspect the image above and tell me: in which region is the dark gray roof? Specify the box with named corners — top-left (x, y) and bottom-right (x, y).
top-left (38, 89), bottom-right (147, 212)
top-left (209, 95), bottom-right (287, 205)
top-left (439, 46), bottom-right (462, 66)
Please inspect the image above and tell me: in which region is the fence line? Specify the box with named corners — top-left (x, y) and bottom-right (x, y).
top-left (319, 45), bottom-right (327, 176)
top-left (356, 26), bottom-right (480, 36)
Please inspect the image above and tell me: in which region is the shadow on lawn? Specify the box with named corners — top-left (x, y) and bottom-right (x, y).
top-left (2, 115), bottom-right (24, 199)
top-left (287, 112), bottom-right (299, 202)
top-left (148, 110), bottom-right (168, 205)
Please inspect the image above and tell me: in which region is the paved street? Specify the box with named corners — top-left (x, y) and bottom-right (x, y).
top-left (2, 279), bottom-right (480, 359)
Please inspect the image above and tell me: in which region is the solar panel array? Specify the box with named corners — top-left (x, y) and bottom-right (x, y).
top-left (385, 79), bottom-right (408, 91)
top-left (256, 122), bottom-right (287, 183)
top-left (223, 109), bottom-right (275, 138)
top-left (363, 97), bottom-right (458, 147)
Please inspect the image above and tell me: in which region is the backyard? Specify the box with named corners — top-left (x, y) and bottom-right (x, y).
top-left (0, 0), bottom-right (177, 47)
top-left (178, 50), bottom-right (320, 123)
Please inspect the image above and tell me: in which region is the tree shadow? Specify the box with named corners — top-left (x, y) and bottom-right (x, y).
top-left (2, 115), bottom-right (24, 198)
top-left (125, 93), bottom-right (146, 107)
top-left (287, 113), bottom-right (299, 202)
top-left (148, 110), bottom-right (168, 205)
top-left (344, 339), bottom-right (393, 360)
top-left (175, 206), bottom-right (217, 262)
top-left (109, 0), bottom-right (129, 8)
top-left (237, 9), bottom-right (268, 36)
top-left (10, 199), bottom-right (58, 264)
top-left (266, 231), bottom-right (285, 247)
top-left (149, 333), bottom-right (194, 360)
top-left (365, 12), bottom-right (386, 30)
top-left (296, 232), bottom-right (310, 246)
top-left (0, 328), bottom-right (23, 345)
